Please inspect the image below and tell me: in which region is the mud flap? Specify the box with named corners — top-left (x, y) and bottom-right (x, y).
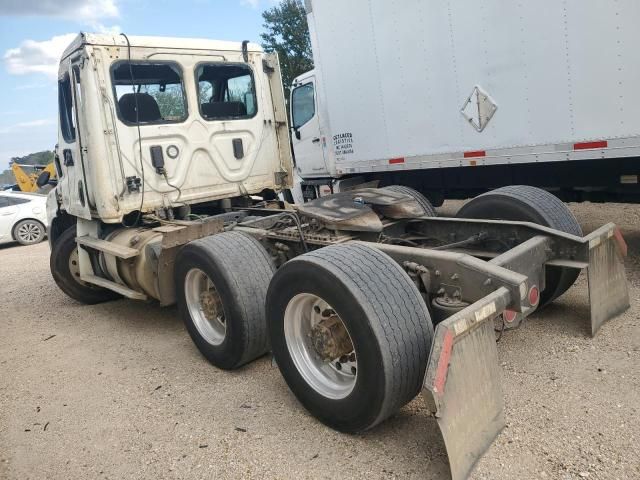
top-left (587, 225), bottom-right (629, 337)
top-left (422, 288), bottom-right (511, 480)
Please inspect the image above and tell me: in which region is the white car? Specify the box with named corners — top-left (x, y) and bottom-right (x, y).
top-left (0, 191), bottom-right (48, 246)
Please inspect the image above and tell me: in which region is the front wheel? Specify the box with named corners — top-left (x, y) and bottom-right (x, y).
top-left (50, 226), bottom-right (120, 304)
top-left (14, 219), bottom-right (45, 245)
top-left (267, 243), bottom-right (434, 433)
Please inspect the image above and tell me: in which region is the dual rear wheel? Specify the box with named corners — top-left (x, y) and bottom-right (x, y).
top-left (175, 185), bottom-right (581, 432)
top-left (175, 233), bottom-right (434, 432)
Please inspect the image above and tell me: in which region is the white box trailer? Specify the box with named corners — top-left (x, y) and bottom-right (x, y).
top-left (290, 0), bottom-right (640, 204)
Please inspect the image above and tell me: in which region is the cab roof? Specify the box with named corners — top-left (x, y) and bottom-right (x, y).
top-left (59, 33), bottom-right (263, 77)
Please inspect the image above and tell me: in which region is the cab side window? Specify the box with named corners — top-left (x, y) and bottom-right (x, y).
top-left (112, 62), bottom-right (188, 125)
top-left (291, 83), bottom-right (315, 128)
top-left (196, 64), bottom-right (257, 120)
top-left (58, 74), bottom-right (76, 143)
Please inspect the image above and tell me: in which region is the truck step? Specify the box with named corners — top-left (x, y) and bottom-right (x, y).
top-left (76, 236), bottom-right (139, 259)
top-left (80, 274), bottom-right (148, 301)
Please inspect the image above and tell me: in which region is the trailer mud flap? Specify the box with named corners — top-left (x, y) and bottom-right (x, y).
top-left (587, 225), bottom-right (629, 336)
top-left (423, 288), bottom-right (511, 480)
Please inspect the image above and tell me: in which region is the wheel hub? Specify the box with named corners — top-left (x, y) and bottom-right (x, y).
top-left (310, 312), bottom-right (353, 362)
top-left (200, 290), bottom-right (223, 324)
top-left (184, 268), bottom-right (226, 346)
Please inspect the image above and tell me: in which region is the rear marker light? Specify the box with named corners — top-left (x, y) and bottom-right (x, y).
top-left (464, 150), bottom-right (486, 158)
top-left (389, 158), bottom-right (405, 165)
top-left (574, 141), bottom-right (608, 150)
top-left (503, 310), bottom-right (517, 324)
top-left (528, 286), bottom-right (540, 307)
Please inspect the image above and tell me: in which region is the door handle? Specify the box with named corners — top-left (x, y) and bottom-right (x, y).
top-left (312, 138), bottom-right (321, 144)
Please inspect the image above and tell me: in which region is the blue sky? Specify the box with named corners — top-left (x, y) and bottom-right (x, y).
top-left (0, 0), bottom-right (276, 170)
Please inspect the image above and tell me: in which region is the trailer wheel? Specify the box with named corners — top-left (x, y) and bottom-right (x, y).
top-left (385, 185), bottom-right (437, 217)
top-left (267, 243), bottom-right (433, 433)
top-left (50, 226), bottom-right (120, 305)
top-left (456, 185), bottom-right (582, 305)
top-left (175, 232), bottom-right (276, 370)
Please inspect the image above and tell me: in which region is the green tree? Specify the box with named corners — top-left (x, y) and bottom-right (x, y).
top-left (261, 0), bottom-right (313, 96)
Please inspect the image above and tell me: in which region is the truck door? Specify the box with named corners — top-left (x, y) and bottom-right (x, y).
top-left (57, 61), bottom-right (92, 220)
top-left (0, 196), bottom-right (17, 242)
top-left (291, 77), bottom-right (328, 176)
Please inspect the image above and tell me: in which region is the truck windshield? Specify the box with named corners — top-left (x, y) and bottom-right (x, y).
top-left (196, 64), bottom-right (257, 120)
top-left (111, 62), bottom-right (187, 125)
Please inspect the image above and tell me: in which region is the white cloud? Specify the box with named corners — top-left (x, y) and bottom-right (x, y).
top-left (0, 119), bottom-right (56, 135)
top-left (0, 0), bottom-right (118, 22)
top-left (3, 33), bottom-right (77, 78)
top-left (91, 22), bottom-right (121, 34)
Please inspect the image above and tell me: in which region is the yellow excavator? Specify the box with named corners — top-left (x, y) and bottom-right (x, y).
top-left (10, 162), bottom-right (57, 193)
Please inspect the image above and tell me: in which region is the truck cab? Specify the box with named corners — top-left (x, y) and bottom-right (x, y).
top-left (289, 69), bottom-right (371, 202)
top-left (50, 33), bottom-right (292, 232)
top-left (290, 70), bottom-right (329, 179)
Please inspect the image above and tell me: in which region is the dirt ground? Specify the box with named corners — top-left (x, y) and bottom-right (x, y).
top-left (0, 201), bottom-right (638, 480)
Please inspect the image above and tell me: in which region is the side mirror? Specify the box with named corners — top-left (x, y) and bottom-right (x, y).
top-left (36, 171), bottom-right (51, 188)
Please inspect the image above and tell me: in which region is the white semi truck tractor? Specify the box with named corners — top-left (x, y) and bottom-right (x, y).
top-left (47, 33), bottom-right (629, 479)
top-left (289, 0), bottom-right (640, 206)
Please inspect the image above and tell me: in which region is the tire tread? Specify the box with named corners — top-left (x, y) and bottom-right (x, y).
top-left (301, 243), bottom-right (433, 427)
top-left (385, 185), bottom-right (437, 217)
top-left (188, 231), bottom-right (275, 366)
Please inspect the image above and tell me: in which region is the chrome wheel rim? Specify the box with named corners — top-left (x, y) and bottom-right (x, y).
top-left (68, 248), bottom-right (92, 286)
top-left (185, 268), bottom-right (226, 346)
top-left (284, 293), bottom-right (357, 400)
top-left (18, 222), bottom-right (42, 243)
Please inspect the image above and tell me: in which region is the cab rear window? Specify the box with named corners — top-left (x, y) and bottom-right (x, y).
top-left (111, 62), bottom-right (188, 125)
top-left (196, 63), bottom-right (257, 121)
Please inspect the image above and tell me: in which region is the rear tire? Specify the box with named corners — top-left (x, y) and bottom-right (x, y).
top-left (456, 185), bottom-right (582, 305)
top-left (175, 232), bottom-right (276, 370)
top-left (385, 185), bottom-right (437, 217)
top-left (14, 219), bottom-right (45, 245)
top-left (50, 226), bottom-right (120, 304)
top-left (267, 243), bottom-right (433, 433)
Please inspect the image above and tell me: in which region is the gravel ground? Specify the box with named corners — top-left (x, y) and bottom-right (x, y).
top-left (0, 201), bottom-right (638, 480)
